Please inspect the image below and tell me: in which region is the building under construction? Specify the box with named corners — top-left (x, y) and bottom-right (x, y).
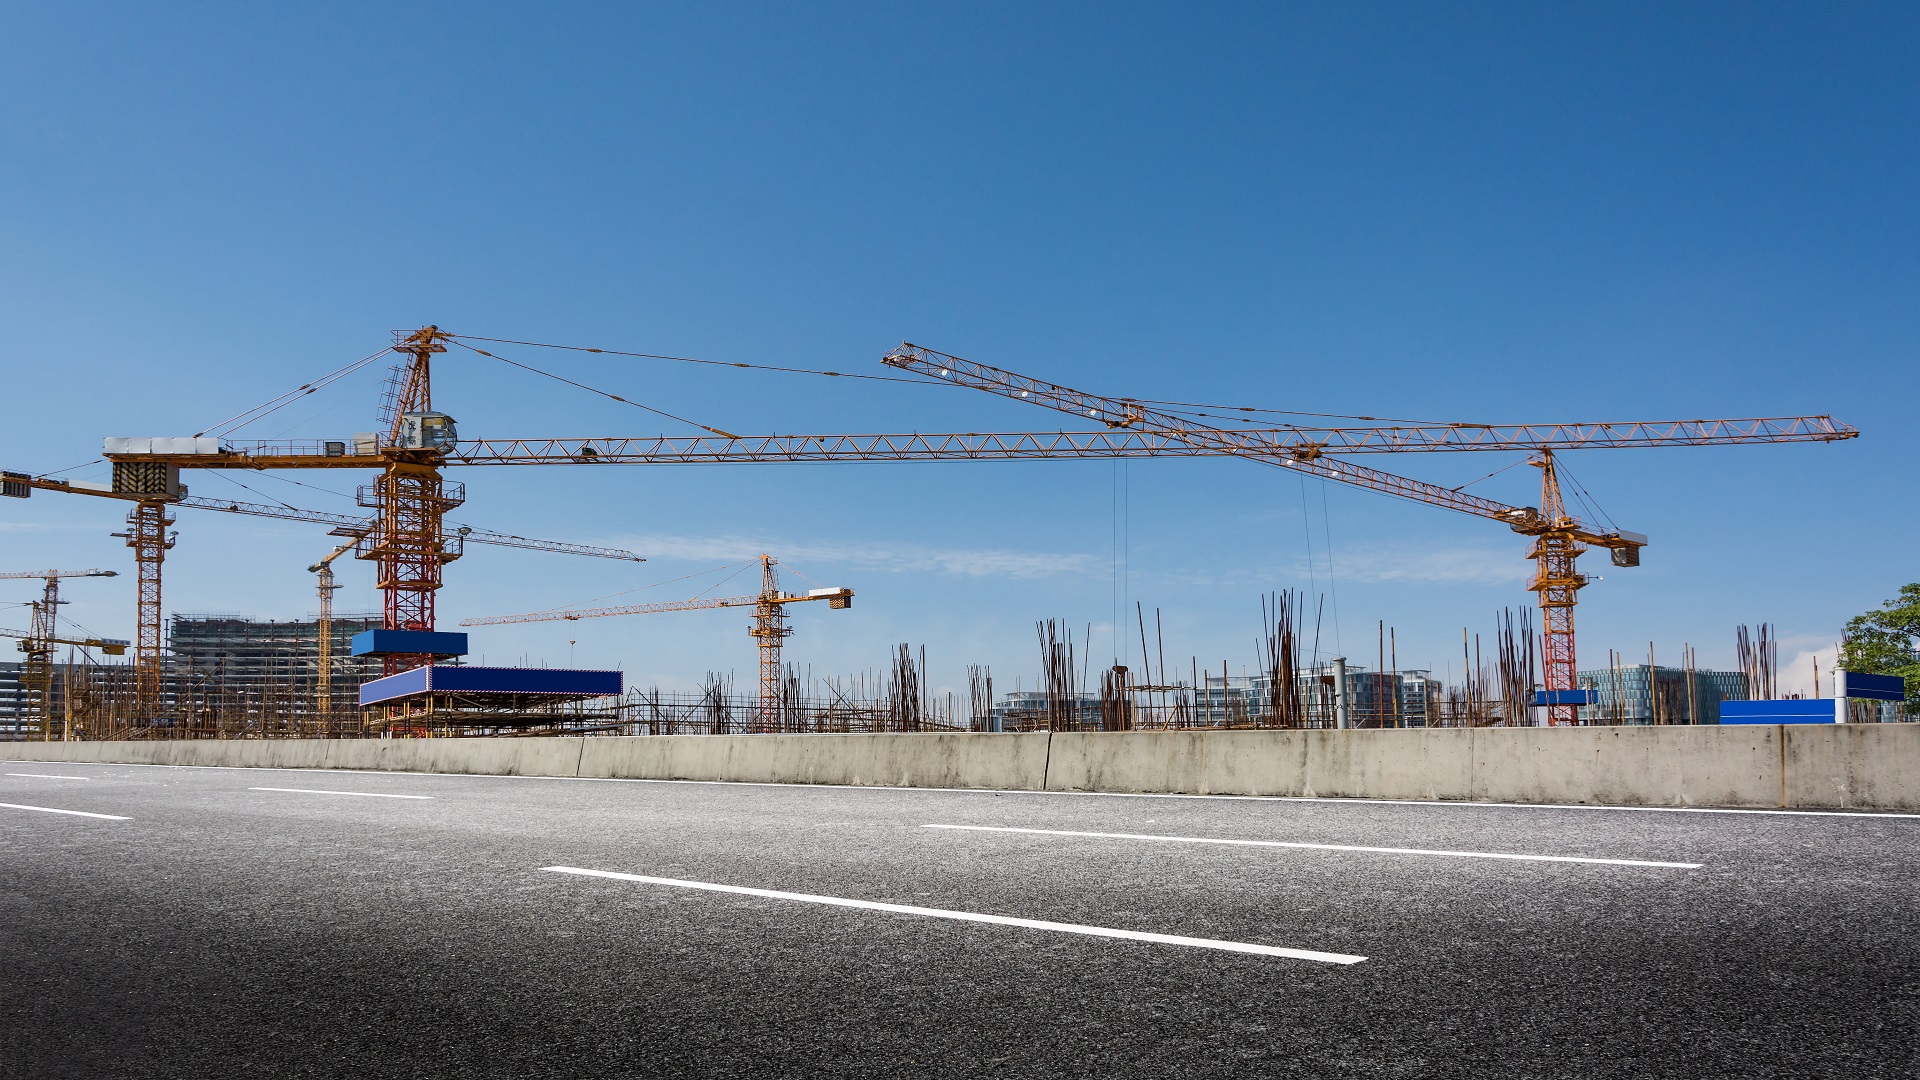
top-left (0, 613), bottom-right (383, 739)
top-left (168, 612), bottom-right (384, 731)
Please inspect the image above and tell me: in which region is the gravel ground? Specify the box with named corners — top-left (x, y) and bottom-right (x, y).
top-left (2, 761), bottom-right (1915, 1079)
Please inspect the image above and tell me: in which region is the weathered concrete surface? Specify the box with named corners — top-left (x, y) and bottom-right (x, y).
top-left (6, 725), bottom-right (1916, 808)
top-left (578, 732), bottom-right (1051, 791)
top-left (1467, 726), bottom-right (1785, 807)
top-left (1783, 723), bottom-right (1920, 809)
top-left (1303, 728), bottom-right (1477, 800)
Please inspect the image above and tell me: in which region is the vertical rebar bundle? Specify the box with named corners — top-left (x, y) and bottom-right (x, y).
top-left (1736, 624), bottom-right (1778, 702)
top-left (1036, 619), bottom-right (1078, 731)
top-left (1258, 591), bottom-right (1304, 728)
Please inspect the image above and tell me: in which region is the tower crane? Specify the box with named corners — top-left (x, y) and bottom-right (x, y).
top-left (308, 531), bottom-right (367, 729)
top-left (2, 467), bottom-right (643, 721)
top-left (29, 325), bottom-right (1854, 726)
top-left (462, 555), bottom-right (853, 731)
top-left (0, 569), bottom-right (121, 737)
top-left (879, 342), bottom-right (1854, 723)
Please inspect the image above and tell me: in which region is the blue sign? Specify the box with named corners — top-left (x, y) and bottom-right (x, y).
top-left (360, 665), bottom-right (624, 706)
top-left (350, 629), bottom-right (470, 658)
top-left (1720, 700), bottom-right (1834, 724)
top-left (1533, 689), bottom-right (1594, 706)
top-left (1838, 671), bottom-right (1906, 702)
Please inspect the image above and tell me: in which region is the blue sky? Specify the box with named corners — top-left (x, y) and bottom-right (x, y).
top-left (3, 3), bottom-right (1914, 697)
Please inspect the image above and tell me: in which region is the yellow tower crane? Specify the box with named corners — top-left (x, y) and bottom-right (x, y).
top-left (880, 342), bottom-right (1853, 724)
top-left (0, 569), bottom-right (121, 738)
top-left (308, 530), bottom-right (370, 732)
top-left (2, 470), bottom-right (644, 727)
top-left (461, 555), bottom-right (853, 731)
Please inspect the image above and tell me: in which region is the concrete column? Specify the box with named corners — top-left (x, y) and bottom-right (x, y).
top-left (1835, 667), bottom-right (1848, 724)
top-left (1332, 657), bottom-right (1350, 730)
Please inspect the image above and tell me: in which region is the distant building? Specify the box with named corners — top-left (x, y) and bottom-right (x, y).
top-left (0, 661), bottom-right (33, 736)
top-left (1576, 664), bottom-right (1746, 725)
top-left (988, 690), bottom-right (1100, 731)
top-left (988, 664), bottom-right (1441, 730)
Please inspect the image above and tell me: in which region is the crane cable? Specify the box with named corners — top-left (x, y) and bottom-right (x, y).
top-left (446, 339), bottom-right (745, 440)
top-left (445, 332), bottom-right (1469, 426)
top-left (195, 347), bottom-right (392, 440)
top-left (1553, 457), bottom-right (1622, 534)
top-left (501, 559), bottom-right (760, 620)
top-left (1449, 456), bottom-right (1531, 493)
top-left (445, 333), bottom-right (951, 388)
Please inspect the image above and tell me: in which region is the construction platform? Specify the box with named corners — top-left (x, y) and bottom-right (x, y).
top-left (359, 665), bottom-right (625, 728)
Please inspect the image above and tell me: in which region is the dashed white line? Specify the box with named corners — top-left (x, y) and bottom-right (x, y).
top-left (925, 823), bottom-right (1703, 869)
top-left (540, 865), bottom-right (1367, 964)
top-left (248, 787), bottom-right (433, 800)
top-left (0, 801), bottom-right (130, 820)
top-left (6, 773), bottom-right (92, 781)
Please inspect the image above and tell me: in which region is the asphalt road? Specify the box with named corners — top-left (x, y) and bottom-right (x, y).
top-left (2, 761), bottom-right (1915, 1079)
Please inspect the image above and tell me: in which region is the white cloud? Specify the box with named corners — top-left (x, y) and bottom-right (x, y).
top-left (1776, 633), bottom-right (1841, 699)
top-left (615, 533), bottom-right (1101, 580)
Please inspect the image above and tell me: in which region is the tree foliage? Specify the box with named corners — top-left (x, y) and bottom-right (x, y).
top-left (1839, 583), bottom-right (1920, 706)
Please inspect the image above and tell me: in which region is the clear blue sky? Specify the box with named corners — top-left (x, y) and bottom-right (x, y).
top-left (3, 3), bottom-right (1913, 697)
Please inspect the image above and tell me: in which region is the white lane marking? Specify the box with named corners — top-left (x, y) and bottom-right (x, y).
top-left (924, 823), bottom-right (1703, 869)
top-left (248, 787), bottom-right (433, 800)
top-left (14, 761), bottom-right (1918, 821)
top-left (0, 801), bottom-right (130, 820)
top-left (6, 773), bottom-right (92, 781)
top-left (541, 865), bottom-right (1366, 964)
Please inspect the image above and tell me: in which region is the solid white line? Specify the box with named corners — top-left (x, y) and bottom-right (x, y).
top-left (923, 823), bottom-right (1702, 869)
top-left (12, 760), bottom-right (1918, 820)
top-left (0, 801), bottom-right (130, 820)
top-left (6, 773), bottom-right (92, 781)
top-left (248, 787), bottom-right (433, 800)
top-left (541, 865), bottom-right (1366, 964)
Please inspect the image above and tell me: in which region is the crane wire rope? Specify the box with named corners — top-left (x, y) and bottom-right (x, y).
top-left (31, 459), bottom-right (107, 480)
top-left (494, 560), bottom-right (758, 620)
top-left (446, 339), bottom-right (745, 440)
top-left (205, 470), bottom-right (306, 513)
top-left (1111, 458), bottom-right (1129, 669)
top-left (446, 332), bottom-right (1486, 426)
top-left (1319, 479), bottom-right (1342, 657)
top-left (250, 470), bottom-right (358, 502)
top-left (1449, 455), bottom-right (1532, 493)
top-left (445, 334), bottom-right (953, 388)
top-left (1297, 474), bottom-right (1319, 662)
top-left (684, 560), bottom-right (756, 602)
top-left (1553, 456), bottom-right (1621, 534)
top-left (194, 347), bottom-right (392, 440)
top-left (777, 562), bottom-right (827, 589)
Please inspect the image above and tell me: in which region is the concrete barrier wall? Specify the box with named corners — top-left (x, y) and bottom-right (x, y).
top-left (1782, 724), bottom-right (1920, 809)
top-left (7, 725), bottom-right (1916, 809)
top-left (1468, 725), bottom-right (1787, 807)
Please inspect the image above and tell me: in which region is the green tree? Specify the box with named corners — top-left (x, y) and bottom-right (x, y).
top-left (1839, 583), bottom-right (1920, 708)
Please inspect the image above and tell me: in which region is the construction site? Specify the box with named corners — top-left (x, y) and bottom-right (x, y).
top-left (12, 13), bottom-right (1920, 1080)
top-left (0, 327), bottom-right (1891, 741)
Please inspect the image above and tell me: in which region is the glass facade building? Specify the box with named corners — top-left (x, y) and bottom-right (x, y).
top-left (1576, 664), bottom-right (1747, 725)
